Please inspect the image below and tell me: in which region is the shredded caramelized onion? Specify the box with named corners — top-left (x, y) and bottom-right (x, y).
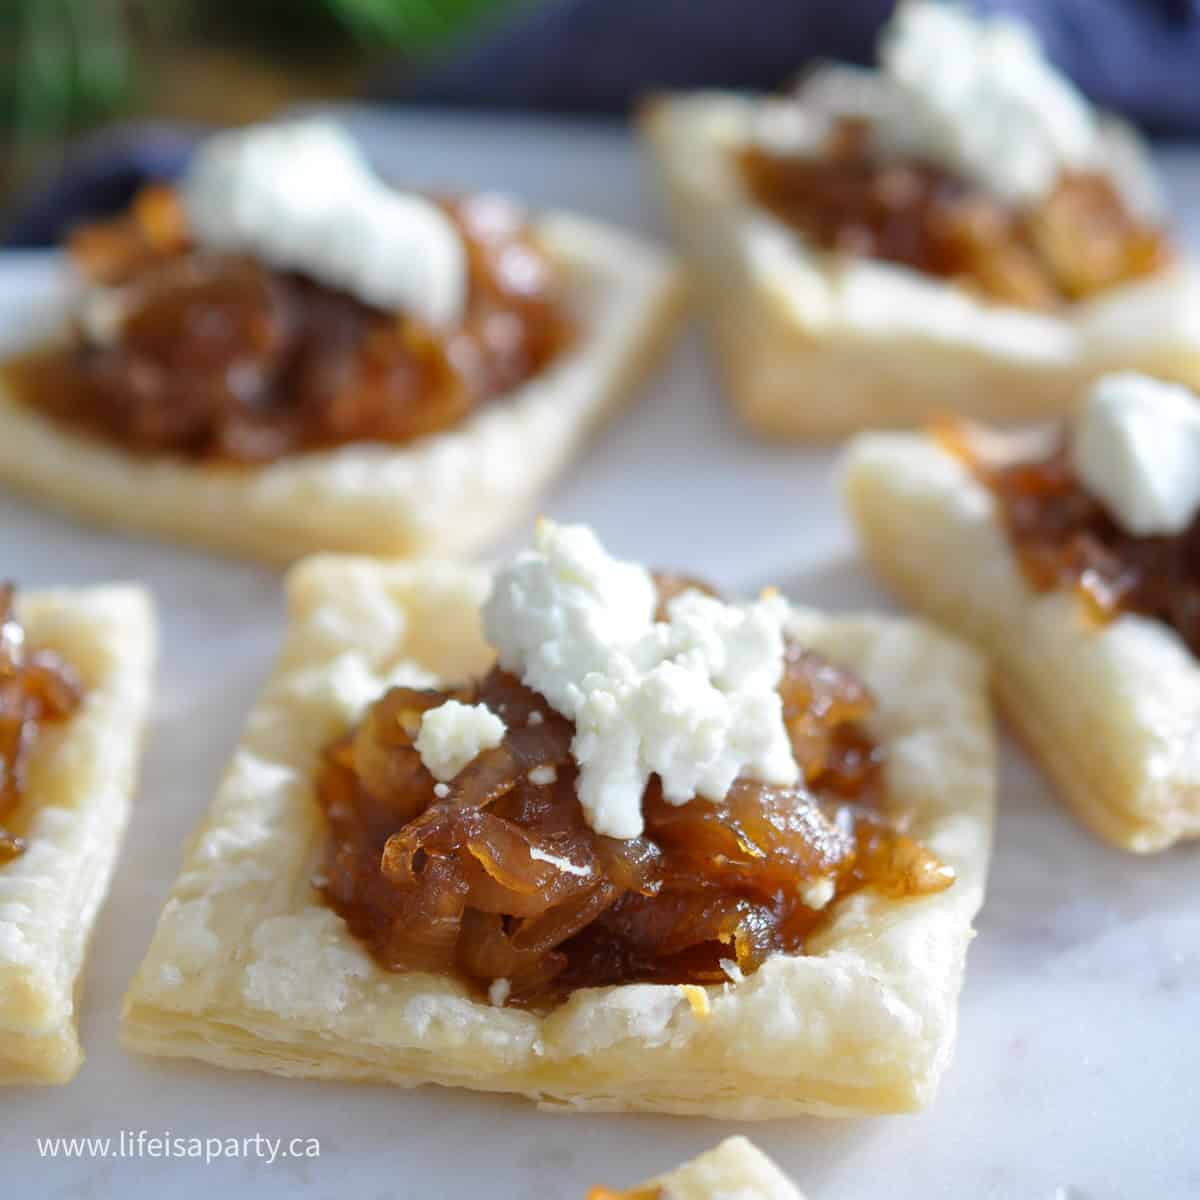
top-left (4, 189), bottom-right (572, 464)
top-left (942, 419), bottom-right (1200, 654)
top-left (739, 117), bottom-right (1170, 310)
top-left (0, 585), bottom-right (83, 864)
top-left (316, 582), bottom-right (952, 1007)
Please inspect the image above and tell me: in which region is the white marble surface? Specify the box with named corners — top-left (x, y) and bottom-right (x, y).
top-left (3, 108), bottom-right (1200, 1199)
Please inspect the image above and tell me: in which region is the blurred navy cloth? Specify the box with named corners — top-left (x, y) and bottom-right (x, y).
top-left (393, 0), bottom-right (1200, 132)
top-left (975, 0), bottom-right (1200, 132)
top-left (7, 0), bottom-right (1200, 248)
top-left (4, 124), bottom-right (196, 249)
top-left (389, 0), bottom-right (894, 114)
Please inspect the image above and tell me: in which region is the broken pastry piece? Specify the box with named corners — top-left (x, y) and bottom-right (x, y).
top-left (641, 2), bottom-right (1199, 438)
top-left (845, 371), bottom-right (1200, 852)
top-left (123, 521), bottom-right (993, 1117)
top-left (587, 1137), bottom-right (805, 1199)
top-left (0, 121), bottom-right (683, 563)
top-left (1, 583), bottom-right (154, 1083)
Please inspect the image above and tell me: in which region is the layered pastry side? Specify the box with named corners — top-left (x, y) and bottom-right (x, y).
top-left (846, 371), bottom-right (1200, 852)
top-left (640, 2), bottom-right (1200, 438)
top-left (587, 1136), bottom-right (805, 1200)
top-left (122, 522), bottom-right (993, 1117)
top-left (0, 587), bottom-right (83, 864)
top-left (0, 583), bottom-right (154, 1084)
top-left (0, 121), bottom-right (684, 562)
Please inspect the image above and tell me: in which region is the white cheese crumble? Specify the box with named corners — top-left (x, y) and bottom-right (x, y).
top-left (875, 3), bottom-right (1098, 203)
top-left (482, 520), bottom-right (799, 839)
top-left (527, 764), bottom-right (558, 786)
top-left (433, 782), bottom-right (450, 799)
top-left (415, 700), bottom-right (507, 782)
top-left (181, 120), bottom-right (467, 325)
top-left (800, 876), bottom-right (835, 910)
top-left (77, 283), bottom-right (133, 346)
top-left (1071, 373), bottom-right (1200, 536)
top-left (487, 978), bottom-right (511, 1007)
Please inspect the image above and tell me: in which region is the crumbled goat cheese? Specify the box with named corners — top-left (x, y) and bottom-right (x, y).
top-left (433, 782), bottom-right (450, 799)
top-left (528, 765), bottom-right (558, 786)
top-left (181, 120), bottom-right (466, 325)
top-left (1071, 373), bottom-right (1200, 536)
top-left (416, 701), bottom-right (507, 782)
top-left (801, 876), bottom-right (836, 910)
top-left (875, 3), bottom-right (1098, 203)
top-left (482, 521), bottom-right (799, 839)
top-left (488, 978), bottom-right (511, 1007)
top-left (77, 283), bottom-right (133, 346)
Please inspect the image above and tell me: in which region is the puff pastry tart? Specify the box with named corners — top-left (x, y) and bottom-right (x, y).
top-left (845, 371), bottom-right (1200, 853)
top-left (588, 1137), bottom-right (805, 1199)
top-left (1, 583), bottom-right (154, 1083)
top-left (640, 3), bottom-right (1200, 440)
top-left (123, 521), bottom-right (993, 1117)
top-left (0, 121), bottom-right (683, 564)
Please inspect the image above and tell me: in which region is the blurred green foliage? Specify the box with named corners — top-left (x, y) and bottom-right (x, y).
top-left (0, 0), bottom-right (160, 141)
top-left (326, 0), bottom-right (516, 49)
top-left (197, 0), bottom-right (520, 51)
top-left (0, 0), bottom-right (518, 141)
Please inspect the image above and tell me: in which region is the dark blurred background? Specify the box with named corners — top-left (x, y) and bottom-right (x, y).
top-left (3, 0), bottom-right (1199, 244)
top-left (0, 0), bottom-right (514, 204)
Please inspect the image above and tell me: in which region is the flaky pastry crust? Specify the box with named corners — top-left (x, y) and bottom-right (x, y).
top-left (121, 556), bottom-right (993, 1117)
top-left (1, 586), bottom-right (155, 1084)
top-left (599, 1137), bottom-right (805, 1199)
top-left (844, 432), bottom-right (1200, 852)
top-left (0, 216), bottom-right (684, 564)
top-left (639, 92), bottom-right (1200, 440)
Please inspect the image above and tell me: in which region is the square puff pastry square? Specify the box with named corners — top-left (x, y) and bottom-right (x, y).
top-left (0, 216), bottom-right (684, 564)
top-left (122, 555), bottom-right (993, 1117)
top-left (1, 585), bottom-right (155, 1084)
top-left (595, 1137), bottom-right (805, 1199)
top-left (844, 432), bottom-right (1200, 853)
top-left (639, 91), bottom-right (1200, 440)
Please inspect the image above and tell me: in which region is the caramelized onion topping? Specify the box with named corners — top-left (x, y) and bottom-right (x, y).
top-left (739, 117), bottom-right (1170, 310)
top-left (4, 189), bottom-right (573, 464)
top-left (0, 585), bottom-right (83, 864)
top-left (942, 419), bottom-right (1200, 655)
top-left (316, 584), bottom-right (952, 1007)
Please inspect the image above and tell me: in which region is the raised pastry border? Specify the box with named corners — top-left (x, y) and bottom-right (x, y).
top-left (597, 1136), bottom-right (805, 1199)
top-left (122, 555), bottom-right (993, 1117)
top-left (844, 431), bottom-right (1200, 852)
top-left (0, 216), bottom-right (685, 563)
top-left (1, 585), bottom-right (155, 1084)
top-left (639, 91), bottom-right (1200, 440)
